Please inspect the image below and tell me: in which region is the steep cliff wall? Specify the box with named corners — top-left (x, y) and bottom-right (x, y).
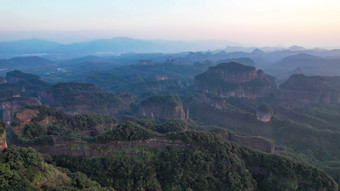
top-left (139, 95), bottom-right (187, 120)
top-left (0, 133), bottom-right (7, 151)
top-left (195, 62), bottom-right (277, 99)
top-left (0, 121), bottom-right (7, 151)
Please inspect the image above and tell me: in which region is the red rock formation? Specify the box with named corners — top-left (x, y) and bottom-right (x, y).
top-left (256, 111), bottom-right (273, 122)
top-left (0, 97), bottom-right (41, 123)
top-left (0, 133), bottom-right (7, 151)
top-left (15, 109), bottom-right (39, 124)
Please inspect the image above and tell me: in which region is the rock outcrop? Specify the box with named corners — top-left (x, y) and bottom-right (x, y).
top-left (0, 121), bottom-right (7, 151)
top-left (276, 74), bottom-right (340, 108)
top-left (195, 62), bottom-right (278, 99)
top-left (139, 95), bottom-right (188, 120)
top-left (0, 97), bottom-right (41, 123)
top-left (256, 104), bottom-right (273, 122)
top-left (0, 132), bottom-right (7, 151)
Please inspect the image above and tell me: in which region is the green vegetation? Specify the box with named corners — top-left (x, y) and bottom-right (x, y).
top-left (54, 131), bottom-right (337, 191)
top-left (49, 82), bottom-right (128, 111)
top-left (257, 104), bottom-right (273, 113)
top-left (140, 95), bottom-right (183, 107)
top-left (8, 105), bottom-right (338, 190)
top-left (12, 106), bottom-right (117, 145)
top-left (93, 121), bottom-right (159, 143)
top-left (0, 146), bottom-right (111, 190)
top-left (187, 98), bottom-right (340, 188)
top-left (6, 70), bottom-right (41, 81)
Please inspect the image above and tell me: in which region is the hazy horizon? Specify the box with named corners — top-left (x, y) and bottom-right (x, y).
top-left (1, 0), bottom-right (340, 49)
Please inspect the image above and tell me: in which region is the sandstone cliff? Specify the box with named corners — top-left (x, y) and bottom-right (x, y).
top-left (139, 95), bottom-right (188, 120)
top-left (0, 121), bottom-right (7, 151)
top-left (195, 62), bottom-right (278, 99)
top-left (0, 133), bottom-right (7, 151)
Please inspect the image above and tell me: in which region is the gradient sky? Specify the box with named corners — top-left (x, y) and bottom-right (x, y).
top-left (1, 0), bottom-right (340, 48)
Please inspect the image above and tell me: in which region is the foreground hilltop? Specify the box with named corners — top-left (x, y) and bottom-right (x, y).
top-left (195, 62), bottom-right (278, 99)
top-left (3, 106), bottom-right (337, 190)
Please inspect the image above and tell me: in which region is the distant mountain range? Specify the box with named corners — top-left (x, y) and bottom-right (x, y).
top-left (0, 37), bottom-right (241, 59)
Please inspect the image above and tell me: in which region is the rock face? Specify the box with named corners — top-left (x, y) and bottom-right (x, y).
top-left (15, 109), bottom-right (39, 124)
top-left (0, 133), bottom-right (7, 151)
top-left (256, 104), bottom-right (273, 122)
top-left (139, 95), bottom-right (188, 120)
top-left (277, 74), bottom-right (340, 108)
top-left (0, 97), bottom-right (41, 123)
top-left (0, 121), bottom-right (7, 151)
top-left (195, 62), bottom-right (278, 99)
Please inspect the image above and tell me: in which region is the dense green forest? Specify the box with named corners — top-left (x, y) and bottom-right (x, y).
top-left (12, 106), bottom-right (118, 145)
top-left (4, 106), bottom-right (338, 190)
top-left (0, 146), bottom-right (111, 190)
top-left (54, 130), bottom-right (337, 191)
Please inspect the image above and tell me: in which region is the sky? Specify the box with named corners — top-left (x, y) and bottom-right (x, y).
top-left (0, 0), bottom-right (340, 48)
